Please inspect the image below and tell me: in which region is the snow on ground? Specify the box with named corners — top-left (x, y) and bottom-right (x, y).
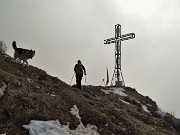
top-left (3, 86), bottom-right (168, 134)
top-left (101, 87), bottom-right (128, 97)
top-left (156, 110), bottom-right (166, 118)
top-left (101, 87), bottom-right (154, 116)
top-left (141, 105), bottom-right (151, 115)
top-left (23, 105), bottom-right (100, 135)
top-left (119, 99), bottom-right (130, 105)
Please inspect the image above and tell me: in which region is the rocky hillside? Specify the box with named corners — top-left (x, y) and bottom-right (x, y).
top-left (0, 54), bottom-right (180, 135)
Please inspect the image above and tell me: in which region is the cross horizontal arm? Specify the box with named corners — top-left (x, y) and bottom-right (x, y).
top-left (119, 33), bottom-right (135, 41)
top-left (104, 33), bottom-right (135, 44)
top-left (121, 33), bottom-right (135, 38)
top-left (104, 38), bottom-right (116, 44)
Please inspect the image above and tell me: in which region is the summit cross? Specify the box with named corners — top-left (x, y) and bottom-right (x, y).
top-left (104, 24), bottom-right (135, 87)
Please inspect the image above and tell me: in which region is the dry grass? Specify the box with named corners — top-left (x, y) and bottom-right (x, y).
top-left (0, 54), bottom-right (179, 135)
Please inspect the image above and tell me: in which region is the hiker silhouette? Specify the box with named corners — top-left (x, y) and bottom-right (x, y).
top-left (73, 60), bottom-right (86, 89)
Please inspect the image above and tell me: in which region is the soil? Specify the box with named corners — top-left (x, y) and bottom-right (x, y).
top-left (0, 54), bottom-right (179, 135)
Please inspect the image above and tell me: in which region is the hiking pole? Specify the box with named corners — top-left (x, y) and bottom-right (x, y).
top-left (85, 74), bottom-right (87, 85)
top-left (70, 72), bottom-right (75, 85)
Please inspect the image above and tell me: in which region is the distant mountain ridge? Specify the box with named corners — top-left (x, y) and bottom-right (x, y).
top-left (0, 54), bottom-right (180, 135)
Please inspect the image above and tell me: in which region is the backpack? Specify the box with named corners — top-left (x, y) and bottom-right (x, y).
top-left (75, 63), bottom-right (84, 74)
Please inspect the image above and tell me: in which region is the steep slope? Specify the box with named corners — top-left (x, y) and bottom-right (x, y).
top-left (0, 54), bottom-right (179, 135)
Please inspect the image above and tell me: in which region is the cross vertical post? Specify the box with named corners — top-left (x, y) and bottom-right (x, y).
top-left (104, 24), bottom-right (135, 87)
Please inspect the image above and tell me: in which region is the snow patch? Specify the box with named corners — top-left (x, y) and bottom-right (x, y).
top-left (119, 99), bottom-right (130, 105)
top-left (23, 105), bottom-right (100, 135)
top-left (132, 98), bottom-right (141, 104)
top-left (156, 110), bottom-right (166, 118)
top-left (70, 105), bottom-right (81, 120)
top-left (141, 105), bottom-right (151, 115)
top-left (101, 87), bottom-right (128, 97)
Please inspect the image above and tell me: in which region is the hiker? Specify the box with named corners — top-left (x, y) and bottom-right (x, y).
top-left (74, 60), bottom-right (86, 89)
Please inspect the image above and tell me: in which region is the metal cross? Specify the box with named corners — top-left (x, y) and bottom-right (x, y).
top-left (104, 24), bottom-right (135, 87)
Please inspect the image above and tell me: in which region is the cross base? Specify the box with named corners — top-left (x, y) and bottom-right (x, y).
top-left (111, 68), bottom-right (125, 87)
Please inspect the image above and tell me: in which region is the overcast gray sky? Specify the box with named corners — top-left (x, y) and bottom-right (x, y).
top-left (1, 0), bottom-right (180, 117)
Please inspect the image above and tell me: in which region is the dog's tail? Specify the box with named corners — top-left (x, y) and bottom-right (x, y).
top-left (12, 41), bottom-right (17, 50)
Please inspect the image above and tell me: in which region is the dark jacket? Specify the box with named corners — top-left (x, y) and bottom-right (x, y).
top-left (74, 63), bottom-right (86, 74)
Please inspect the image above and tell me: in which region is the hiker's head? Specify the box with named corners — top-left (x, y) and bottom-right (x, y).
top-left (77, 60), bottom-right (81, 64)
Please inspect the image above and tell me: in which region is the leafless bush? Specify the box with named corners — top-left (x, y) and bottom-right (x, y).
top-left (0, 41), bottom-right (7, 63)
top-left (0, 41), bottom-right (7, 54)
